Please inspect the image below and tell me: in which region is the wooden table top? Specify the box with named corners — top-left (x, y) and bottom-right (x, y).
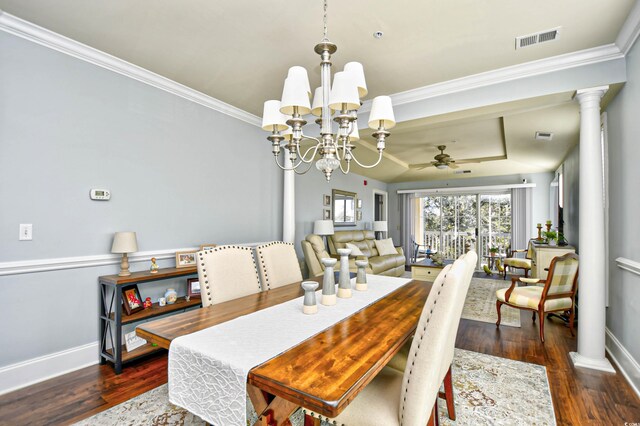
top-left (136, 276), bottom-right (432, 418)
top-left (410, 258), bottom-right (454, 268)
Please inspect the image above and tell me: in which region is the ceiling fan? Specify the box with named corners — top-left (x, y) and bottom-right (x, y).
top-left (410, 145), bottom-right (460, 170)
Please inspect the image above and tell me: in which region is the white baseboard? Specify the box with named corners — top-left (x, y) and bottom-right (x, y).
top-left (605, 328), bottom-right (640, 398)
top-left (0, 341), bottom-right (99, 396)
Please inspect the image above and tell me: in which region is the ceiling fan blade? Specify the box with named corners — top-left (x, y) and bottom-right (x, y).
top-left (408, 162), bottom-right (435, 170)
top-left (448, 162), bottom-right (459, 169)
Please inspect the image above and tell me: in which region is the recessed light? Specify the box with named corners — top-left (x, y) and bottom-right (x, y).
top-left (373, 31), bottom-right (384, 39)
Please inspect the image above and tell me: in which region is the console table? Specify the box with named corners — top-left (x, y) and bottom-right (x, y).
top-left (529, 242), bottom-right (576, 279)
top-left (410, 258), bottom-right (453, 281)
top-left (99, 267), bottom-right (200, 373)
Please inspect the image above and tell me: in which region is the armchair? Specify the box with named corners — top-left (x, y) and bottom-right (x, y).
top-left (496, 252), bottom-right (579, 342)
top-left (502, 244), bottom-right (532, 279)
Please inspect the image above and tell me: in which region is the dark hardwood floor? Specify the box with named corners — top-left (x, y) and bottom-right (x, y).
top-left (1, 295), bottom-right (639, 425)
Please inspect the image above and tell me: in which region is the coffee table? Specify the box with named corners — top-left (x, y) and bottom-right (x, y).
top-left (410, 258), bottom-right (454, 281)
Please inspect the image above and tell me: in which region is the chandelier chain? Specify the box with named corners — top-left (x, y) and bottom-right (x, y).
top-left (322, 0), bottom-right (328, 41)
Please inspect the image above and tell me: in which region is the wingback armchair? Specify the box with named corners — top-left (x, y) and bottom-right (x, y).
top-left (496, 252), bottom-right (579, 342)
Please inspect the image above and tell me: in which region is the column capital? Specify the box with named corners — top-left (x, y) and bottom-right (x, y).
top-left (575, 85), bottom-right (609, 103)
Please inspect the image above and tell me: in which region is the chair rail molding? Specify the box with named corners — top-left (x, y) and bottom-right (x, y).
top-left (0, 242), bottom-right (268, 277)
top-left (0, 10), bottom-right (261, 127)
top-left (615, 257), bottom-right (640, 276)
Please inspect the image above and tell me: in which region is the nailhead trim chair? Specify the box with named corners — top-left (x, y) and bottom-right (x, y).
top-left (196, 245), bottom-right (261, 308)
top-left (496, 252), bottom-right (579, 342)
top-left (304, 254), bottom-right (475, 426)
top-left (255, 241), bottom-right (303, 291)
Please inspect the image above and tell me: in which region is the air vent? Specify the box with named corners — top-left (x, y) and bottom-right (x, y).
top-left (454, 170), bottom-right (472, 174)
top-left (535, 131), bottom-right (554, 141)
top-left (516, 27), bottom-right (561, 50)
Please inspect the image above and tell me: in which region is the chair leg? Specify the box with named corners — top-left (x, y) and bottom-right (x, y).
top-left (304, 414), bottom-right (321, 426)
top-left (532, 311), bottom-right (536, 322)
top-left (496, 301), bottom-right (503, 326)
top-left (443, 365), bottom-right (455, 420)
top-left (524, 269), bottom-right (529, 278)
top-left (503, 265), bottom-right (507, 280)
top-left (569, 308), bottom-right (576, 336)
top-left (538, 308), bottom-right (545, 343)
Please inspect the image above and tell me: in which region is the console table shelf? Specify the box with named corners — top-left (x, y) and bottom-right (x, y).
top-left (99, 266), bottom-right (199, 374)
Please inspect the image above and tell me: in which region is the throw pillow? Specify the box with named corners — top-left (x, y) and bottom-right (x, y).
top-left (375, 238), bottom-right (397, 256)
top-left (345, 243), bottom-right (364, 256)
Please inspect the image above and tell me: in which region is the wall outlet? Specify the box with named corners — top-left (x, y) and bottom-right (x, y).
top-left (19, 224), bottom-right (32, 241)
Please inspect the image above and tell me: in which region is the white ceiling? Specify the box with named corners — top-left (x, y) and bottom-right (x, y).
top-left (0, 0), bottom-right (634, 182)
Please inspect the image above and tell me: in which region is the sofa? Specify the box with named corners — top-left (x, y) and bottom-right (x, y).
top-left (301, 230), bottom-right (405, 277)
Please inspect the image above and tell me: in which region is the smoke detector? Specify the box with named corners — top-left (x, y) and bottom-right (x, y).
top-left (535, 131), bottom-right (554, 141)
top-left (516, 27), bottom-right (561, 50)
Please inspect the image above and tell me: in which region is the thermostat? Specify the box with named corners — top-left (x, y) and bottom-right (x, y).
top-left (90, 189), bottom-right (111, 200)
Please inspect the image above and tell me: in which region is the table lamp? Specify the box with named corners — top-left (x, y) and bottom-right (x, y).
top-left (111, 232), bottom-right (138, 276)
top-left (314, 220), bottom-right (334, 249)
top-left (373, 220), bottom-right (388, 240)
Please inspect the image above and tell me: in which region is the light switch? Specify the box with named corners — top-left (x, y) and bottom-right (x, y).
top-left (19, 224), bottom-right (32, 241)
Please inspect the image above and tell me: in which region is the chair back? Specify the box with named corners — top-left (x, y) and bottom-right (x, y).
top-left (398, 259), bottom-right (469, 426)
top-left (256, 242), bottom-right (303, 290)
top-left (544, 252), bottom-right (579, 296)
top-left (196, 245), bottom-right (262, 308)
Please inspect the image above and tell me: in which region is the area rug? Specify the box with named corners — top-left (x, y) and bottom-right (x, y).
top-left (74, 349), bottom-right (554, 425)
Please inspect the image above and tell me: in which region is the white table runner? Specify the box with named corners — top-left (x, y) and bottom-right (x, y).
top-left (168, 275), bottom-right (411, 426)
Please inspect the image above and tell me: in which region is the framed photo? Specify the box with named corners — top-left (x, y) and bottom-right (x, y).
top-left (323, 194), bottom-right (331, 206)
top-left (121, 284), bottom-right (144, 316)
top-left (356, 210), bottom-right (362, 221)
top-left (323, 209), bottom-right (331, 220)
top-left (176, 251), bottom-right (197, 268)
top-left (199, 244), bottom-right (217, 251)
top-left (187, 278), bottom-right (201, 299)
top-left (357, 199), bottom-right (362, 209)
top-left (124, 330), bottom-right (147, 352)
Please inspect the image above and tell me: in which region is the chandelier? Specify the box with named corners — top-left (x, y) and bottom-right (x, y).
top-left (261, 0), bottom-right (396, 181)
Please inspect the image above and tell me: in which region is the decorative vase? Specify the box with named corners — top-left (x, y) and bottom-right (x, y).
top-left (355, 260), bottom-right (368, 291)
top-left (164, 288), bottom-right (177, 305)
top-left (321, 258), bottom-right (337, 306)
top-left (301, 281), bottom-right (319, 314)
top-left (337, 248), bottom-right (352, 298)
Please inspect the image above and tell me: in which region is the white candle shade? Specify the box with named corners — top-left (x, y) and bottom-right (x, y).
top-left (111, 231), bottom-right (138, 253)
top-left (314, 220), bottom-right (335, 236)
top-left (373, 221), bottom-right (388, 232)
top-left (311, 87), bottom-right (332, 117)
top-left (261, 100), bottom-right (289, 131)
top-left (280, 77), bottom-right (311, 115)
top-left (344, 62), bottom-right (367, 98)
top-left (287, 66), bottom-right (312, 98)
top-left (281, 127), bottom-right (293, 141)
top-left (368, 96), bottom-right (396, 129)
top-left (329, 72), bottom-right (361, 111)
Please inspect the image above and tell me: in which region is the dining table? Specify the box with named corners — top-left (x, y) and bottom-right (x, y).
top-left (136, 275), bottom-right (433, 425)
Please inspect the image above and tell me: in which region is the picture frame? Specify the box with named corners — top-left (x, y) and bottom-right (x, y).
top-left (323, 209), bottom-right (331, 220)
top-left (121, 284), bottom-right (144, 316)
top-left (187, 278), bottom-right (201, 299)
top-left (357, 199), bottom-right (362, 209)
top-left (356, 210), bottom-right (362, 221)
top-left (176, 251), bottom-right (197, 268)
top-left (323, 194), bottom-right (331, 206)
top-left (124, 330), bottom-right (147, 352)
top-left (199, 244), bottom-right (217, 251)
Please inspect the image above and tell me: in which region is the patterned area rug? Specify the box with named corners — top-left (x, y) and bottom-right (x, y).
top-left (75, 349), bottom-right (554, 426)
top-left (402, 271), bottom-right (521, 327)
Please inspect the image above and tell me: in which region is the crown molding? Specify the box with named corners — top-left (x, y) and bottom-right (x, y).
top-left (360, 44), bottom-right (623, 113)
top-left (616, 0), bottom-right (640, 55)
top-left (0, 11), bottom-right (261, 127)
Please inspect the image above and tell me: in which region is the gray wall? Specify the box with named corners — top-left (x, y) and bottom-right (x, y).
top-left (386, 173), bottom-right (554, 244)
top-left (562, 146), bottom-right (580, 250)
top-left (0, 32), bottom-right (283, 367)
top-left (294, 171), bottom-right (388, 258)
top-left (603, 35), bottom-right (640, 364)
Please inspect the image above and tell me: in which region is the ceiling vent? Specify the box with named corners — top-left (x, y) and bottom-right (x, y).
top-left (535, 131), bottom-right (554, 141)
top-left (516, 27), bottom-right (561, 50)
top-left (454, 170), bottom-right (472, 174)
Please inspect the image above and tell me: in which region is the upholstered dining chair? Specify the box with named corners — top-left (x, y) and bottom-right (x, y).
top-left (255, 241), bottom-right (303, 290)
top-left (502, 244), bottom-right (532, 279)
top-left (196, 245), bottom-right (262, 308)
top-left (385, 251), bottom-right (477, 421)
top-left (496, 252), bottom-right (579, 342)
top-left (303, 257), bottom-right (472, 426)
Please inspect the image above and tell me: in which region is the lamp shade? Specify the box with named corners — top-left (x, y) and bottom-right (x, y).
top-left (111, 232), bottom-right (138, 254)
top-left (281, 126), bottom-right (293, 141)
top-left (311, 87), bottom-right (331, 117)
top-left (368, 96), bottom-right (396, 129)
top-left (261, 100), bottom-right (289, 131)
top-left (287, 66), bottom-right (312, 98)
top-left (314, 220), bottom-right (334, 236)
top-left (329, 72), bottom-right (361, 111)
top-left (348, 121), bottom-right (360, 141)
top-left (344, 62), bottom-right (367, 98)
top-left (373, 221), bottom-right (388, 232)
top-left (280, 77), bottom-right (311, 115)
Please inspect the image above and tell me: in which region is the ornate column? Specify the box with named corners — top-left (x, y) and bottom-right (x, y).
top-left (282, 148), bottom-right (295, 243)
top-left (570, 86), bottom-right (615, 373)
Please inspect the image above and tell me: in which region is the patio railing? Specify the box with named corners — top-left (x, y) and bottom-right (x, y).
top-left (420, 231), bottom-right (510, 262)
